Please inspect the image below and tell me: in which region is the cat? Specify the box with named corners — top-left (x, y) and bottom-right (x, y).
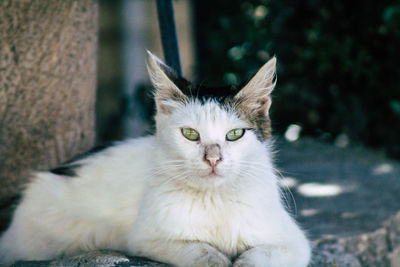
top-left (0, 51), bottom-right (311, 266)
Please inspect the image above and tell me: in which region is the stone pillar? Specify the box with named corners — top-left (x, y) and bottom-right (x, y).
top-left (0, 0), bottom-right (98, 230)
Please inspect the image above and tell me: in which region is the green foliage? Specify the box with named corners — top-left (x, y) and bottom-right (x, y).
top-left (195, 0), bottom-right (400, 157)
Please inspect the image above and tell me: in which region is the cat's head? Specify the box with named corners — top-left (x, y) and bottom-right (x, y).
top-left (147, 51), bottom-right (276, 189)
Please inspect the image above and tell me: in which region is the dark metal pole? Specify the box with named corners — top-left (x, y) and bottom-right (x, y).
top-left (155, 0), bottom-right (182, 75)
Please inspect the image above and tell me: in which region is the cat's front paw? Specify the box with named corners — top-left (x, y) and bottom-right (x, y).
top-left (233, 248), bottom-right (269, 267)
top-left (233, 244), bottom-right (309, 267)
top-left (232, 257), bottom-right (256, 267)
top-left (187, 243), bottom-right (231, 267)
top-left (196, 252), bottom-right (231, 267)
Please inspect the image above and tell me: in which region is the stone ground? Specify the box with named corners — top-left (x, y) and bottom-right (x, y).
top-left (276, 138), bottom-right (400, 266)
top-left (2, 137), bottom-right (400, 266)
top-left (276, 138), bottom-right (400, 240)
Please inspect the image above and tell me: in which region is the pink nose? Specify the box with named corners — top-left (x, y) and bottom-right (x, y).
top-left (206, 156), bottom-right (222, 168)
top-left (204, 144), bottom-right (222, 168)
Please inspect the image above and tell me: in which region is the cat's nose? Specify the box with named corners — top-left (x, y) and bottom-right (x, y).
top-left (204, 144), bottom-right (222, 168)
top-left (205, 155), bottom-right (222, 168)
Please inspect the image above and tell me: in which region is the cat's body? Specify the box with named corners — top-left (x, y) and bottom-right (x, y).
top-left (0, 52), bottom-right (311, 266)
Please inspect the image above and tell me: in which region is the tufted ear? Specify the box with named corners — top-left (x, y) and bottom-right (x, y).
top-left (234, 57), bottom-right (276, 118)
top-left (146, 51), bottom-right (189, 114)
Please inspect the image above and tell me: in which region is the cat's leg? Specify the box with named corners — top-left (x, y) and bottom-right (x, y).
top-left (232, 243), bottom-right (311, 267)
top-left (0, 208), bottom-right (64, 262)
top-left (131, 240), bottom-right (231, 267)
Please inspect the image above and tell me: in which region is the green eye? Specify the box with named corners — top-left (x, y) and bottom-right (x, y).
top-left (181, 128), bottom-right (200, 141)
top-left (226, 128), bottom-right (245, 141)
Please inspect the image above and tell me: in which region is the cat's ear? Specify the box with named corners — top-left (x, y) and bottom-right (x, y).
top-left (146, 51), bottom-right (189, 114)
top-left (234, 57), bottom-right (276, 117)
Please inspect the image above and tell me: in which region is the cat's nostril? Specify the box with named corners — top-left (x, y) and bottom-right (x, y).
top-left (205, 156), bottom-right (222, 167)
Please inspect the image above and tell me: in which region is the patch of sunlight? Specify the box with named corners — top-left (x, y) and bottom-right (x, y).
top-left (279, 177), bottom-right (298, 189)
top-left (300, 209), bottom-right (320, 217)
top-left (373, 163), bottom-right (393, 175)
top-left (284, 124), bottom-right (302, 142)
top-left (335, 133), bottom-right (349, 148)
top-left (341, 212), bottom-right (358, 219)
top-left (297, 183), bottom-right (343, 198)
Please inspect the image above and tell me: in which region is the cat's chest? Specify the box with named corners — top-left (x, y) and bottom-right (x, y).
top-left (161, 190), bottom-right (261, 255)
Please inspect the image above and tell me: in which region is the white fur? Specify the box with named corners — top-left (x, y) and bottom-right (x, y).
top-left (0, 54), bottom-right (311, 266)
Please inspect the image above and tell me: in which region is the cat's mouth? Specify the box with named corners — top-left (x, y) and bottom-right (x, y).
top-left (201, 169), bottom-right (222, 179)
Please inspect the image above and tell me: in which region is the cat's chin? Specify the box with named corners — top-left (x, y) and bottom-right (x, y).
top-left (175, 170), bottom-right (228, 190)
top-left (193, 177), bottom-right (227, 189)
top-left (201, 172), bottom-right (222, 179)
top-left (194, 170), bottom-right (230, 188)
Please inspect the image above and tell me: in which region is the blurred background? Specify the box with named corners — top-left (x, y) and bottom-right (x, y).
top-left (97, 0), bottom-right (400, 158)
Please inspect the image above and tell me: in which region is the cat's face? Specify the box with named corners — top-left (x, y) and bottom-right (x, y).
top-left (156, 100), bottom-right (268, 188)
top-left (147, 51), bottom-right (276, 189)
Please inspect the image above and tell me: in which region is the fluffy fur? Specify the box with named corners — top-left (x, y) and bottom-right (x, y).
top-left (0, 52), bottom-right (311, 266)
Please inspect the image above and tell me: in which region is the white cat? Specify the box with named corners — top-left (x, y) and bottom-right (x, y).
top-left (0, 52), bottom-right (311, 266)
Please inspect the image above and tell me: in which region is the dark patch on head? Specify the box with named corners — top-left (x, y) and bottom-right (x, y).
top-left (181, 84), bottom-right (242, 105)
top-left (162, 66), bottom-right (242, 104)
top-left (253, 115), bottom-right (272, 140)
top-left (49, 144), bottom-right (111, 178)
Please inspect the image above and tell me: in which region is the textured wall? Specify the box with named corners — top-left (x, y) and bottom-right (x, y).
top-left (0, 0), bottom-right (98, 228)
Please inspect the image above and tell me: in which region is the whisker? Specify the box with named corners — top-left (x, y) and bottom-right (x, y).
top-left (156, 171), bottom-right (193, 186)
top-left (273, 167), bottom-right (298, 217)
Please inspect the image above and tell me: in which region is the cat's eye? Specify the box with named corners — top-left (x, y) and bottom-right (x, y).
top-left (181, 128), bottom-right (200, 141)
top-left (226, 128), bottom-right (245, 141)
